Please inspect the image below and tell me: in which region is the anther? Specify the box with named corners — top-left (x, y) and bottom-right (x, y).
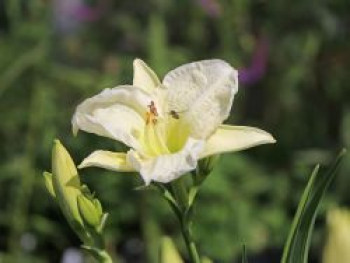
top-left (146, 101), bottom-right (158, 125)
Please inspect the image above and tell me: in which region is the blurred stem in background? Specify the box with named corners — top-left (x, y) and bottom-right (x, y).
top-left (0, 41), bottom-right (47, 98)
top-left (0, 0), bottom-right (9, 33)
top-left (147, 14), bottom-right (170, 76)
top-left (3, 0), bottom-right (50, 252)
top-left (140, 191), bottom-right (162, 263)
top-left (6, 0), bottom-right (20, 28)
top-left (7, 65), bottom-right (48, 255)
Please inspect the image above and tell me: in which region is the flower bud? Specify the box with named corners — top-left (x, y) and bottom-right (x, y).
top-left (43, 172), bottom-right (56, 198)
top-left (159, 236), bottom-right (183, 263)
top-left (323, 208), bottom-right (350, 263)
top-left (196, 155), bottom-right (220, 185)
top-left (51, 139), bottom-right (86, 238)
top-left (201, 257), bottom-right (213, 263)
top-left (93, 198), bottom-right (103, 216)
top-left (77, 194), bottom-right (103, 230)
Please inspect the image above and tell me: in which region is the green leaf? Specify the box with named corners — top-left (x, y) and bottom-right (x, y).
top-left (154, 183), bottom-right (182, 220)
top-left (281, 149), bottom-right (347, 263)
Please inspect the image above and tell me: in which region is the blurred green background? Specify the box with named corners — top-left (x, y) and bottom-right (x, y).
top-left (0, 0), bottom-right (349, 262)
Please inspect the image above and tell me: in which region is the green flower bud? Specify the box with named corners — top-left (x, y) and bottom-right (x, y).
top-left (43, 171), bottom-right (56, 198)
top-left (51, 139), bottom-right (88, 241)
top-left (159, 236), bottom-right (183, 263)
top-left (77, 194), bottom-right (103, 230)
top-left (201, 257), bottom-right (213, 263)
top-left (195, 155), bottom-right (220, 185)
top-left (323, 208), bottom-right (350, 263)
top-left (93, 198), bottom-right (103, 216)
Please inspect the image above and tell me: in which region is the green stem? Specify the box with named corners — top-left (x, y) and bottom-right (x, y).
top-left (95, 250), bottom-right (113, 263)
top-left (171, 178), bottom-right (188, 211)
top-left (83, 245), bottom-right (113, 263)
top-left (180, 219), bottom-right (201, 263)
top-left (169, 177), bottom-right (201, 263)
top-left (81, 228), bottom-right (113, 263)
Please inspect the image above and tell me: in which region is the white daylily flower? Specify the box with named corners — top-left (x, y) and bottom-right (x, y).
top-left (72, 59), bottom-right (275, 184)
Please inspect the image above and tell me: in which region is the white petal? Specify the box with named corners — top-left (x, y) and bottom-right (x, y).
top-left (79, 150), bottom-right (135, 172)
top-left (133, 59), bottom-right (161, 93)
top-left (200, 125), bottom-right (276, 158)
top-left (72, 85), bottom-right (151, 149)
top-left (127, 138), bottom-right (204, 185)
top-left (163, 59), bottom-right (238, 139)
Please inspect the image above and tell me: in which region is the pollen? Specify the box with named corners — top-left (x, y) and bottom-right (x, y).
top-left (146, 101), bottom-right (158, 125)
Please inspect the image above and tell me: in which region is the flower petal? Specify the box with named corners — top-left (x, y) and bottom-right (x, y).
top-left (78, 150), bottom-right (135, 172)
top-left (72, 85), bottom-right (151, 149)
top-left (133, 59), bottom-right (161, 93)
top-left (127, 138), bottom-right (204, 184)
top-left (163, 59), bottom-right (238, 139)
top-left (200, 125), bottom-right (276, 158)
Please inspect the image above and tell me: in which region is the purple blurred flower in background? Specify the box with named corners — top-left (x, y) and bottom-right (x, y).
top-left (53, 0), bottom-right (106, 34)
top-left (74, 2), bottom-right (105, 22)
top-left (196, 0), bottom-right (222, 18)
top-left (239, 36), bottom-right (269, 85)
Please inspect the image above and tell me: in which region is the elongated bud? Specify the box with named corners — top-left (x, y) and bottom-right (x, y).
top-left (93, 198), bottom-right (103, 216)
top-left (201, 257), bottom-right (213, 263)
top-left (77, 194), bottom-right (103, 230)
top-left (195, 155), bottom-right (220, 185)
top-left (323, 208), bottom-right (350, 263)
top-left (43, 172), bottom-right (56, 198)
top-left (51, 139), bottom-right (87, 240)
top-left (159, 236), bottom-right (183, 263)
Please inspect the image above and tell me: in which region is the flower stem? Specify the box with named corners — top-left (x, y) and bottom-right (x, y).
top-left (171, 178), bottom-right (188, 211)
top-left (96, 250), bottom-right (113, 263)
top-left (180, 219), bottom-right (201, 263)
top-left (83, 245), bottom-right (113, 263)
top-left (169, 177), bottom-right (201, 263)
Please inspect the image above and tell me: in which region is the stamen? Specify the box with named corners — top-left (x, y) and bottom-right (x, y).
top-left (146, 101), bottom-right (158, 125)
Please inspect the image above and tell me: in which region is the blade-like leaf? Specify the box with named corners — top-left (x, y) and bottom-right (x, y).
top-left (281, 149), bottom-right (347, 263)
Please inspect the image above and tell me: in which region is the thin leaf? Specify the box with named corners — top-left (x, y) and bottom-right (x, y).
top-left (188, 186), bottom-right (199, 208)
top-left (281, 149), bottom-right (347, 263)
top-left (184, 186), bottom-right (199, 223)
top-left (154, 183), bottom-right (182, 220)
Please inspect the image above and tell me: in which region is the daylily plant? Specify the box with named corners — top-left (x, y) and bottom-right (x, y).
top-left (72, 59), bottom-right (275, 184)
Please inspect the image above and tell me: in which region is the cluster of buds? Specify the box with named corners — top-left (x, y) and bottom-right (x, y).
top-left (43, 140), bottom-right (109, 258)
